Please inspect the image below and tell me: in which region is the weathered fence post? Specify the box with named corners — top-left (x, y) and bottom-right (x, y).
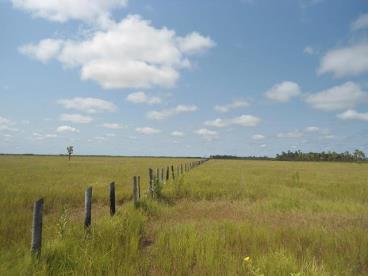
top-left (156, 168), bottom-right (160, 182)
top-left (84, 187), bottom-right (92, 228)
top-left (166, 166), bottom-right (170, 181)
top-left (176, 166), bottom-right (179, 176)
top-left (171, 165), bottom-right (175, 180)
top-left (109, 182), bottom-right (115, 216)
top-left (31, 198), bottom-right (44, 257)
top-left (181, 164), bottom-right (183, 174)
top-left (161, 168), bottom-right (164, 182)
top-left (149, 168), bottom-right (154, 197)
top-left (138, 176), bottom-right (141, 199)
top-left (133, 176), bottom-right (139, 206)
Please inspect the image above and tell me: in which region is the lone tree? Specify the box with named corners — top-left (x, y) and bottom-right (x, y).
top-left (66, 146), bottom-right (74, 161)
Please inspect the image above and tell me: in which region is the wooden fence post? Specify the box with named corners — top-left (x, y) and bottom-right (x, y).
top-left (31, 198), bottom-right (44, 257)
top-left (161, 168), bottom-right (164, 182)
top-left (133, 176), bottom-right (138, 206)
top-left (171, 165), bottom-right (175, 180)
top-left (137, 176), bottom-right (141, 199)
top-left (109, 182), bottom-right (115, 216)
top-left (156, 168), bottom-right (160, 182)
top-left (166, 166), bottom-right (170, 181)
top-left (176, 166), bottom-right (179, 176)
top-left (149, 168), bottom-right (154, 197)
top-left (84, 187), bottom-right (92, 228)
top-left (181, 164), bottom-right (183, 174)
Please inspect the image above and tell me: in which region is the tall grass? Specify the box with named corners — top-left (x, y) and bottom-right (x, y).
top-left (0, 157), bottom-right (367, 275)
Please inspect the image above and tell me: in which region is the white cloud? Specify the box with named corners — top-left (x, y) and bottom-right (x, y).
top-left (277, 130), bottom-right (304, 139)
top-left (204, 114), bottom-right (260, 128)
top-left (32, 132), bottom-right (57, 140)
top-left (195, 128), bottom-right (218, 141)
top-left (214, 100), bottom-right (249, 113)
top-left (147, 104), bottom-right (197, 120)
top-left (304, 46), bottom-right (316, 55)
top-left (304, 126), bottom-right (320, 132)
top-left (204, 118), bottom-right (227, 128)
top-left (265, 81), bottom-right (301, 102)
top-left (19, 39), bottom-right (63, 63)
top-left (135, 127), bottom-right (161, 135)
top-left (232, 115), bottom-right (260, 127)
top-left (351, 13), bottom-right (368, 31)
top-left (60, 113), bottom-right (93, 124)
top-left (318, 43), bottom-right (368, 77)
top-left (337, 109), bottom-right (368, 121)
top-left (252, 134), bottom-right (265, 140)
top-left (21, 15), bottom-right (214, 89)
top-left (260, 144), bottom-right (267, 148)
top-left (126, 91), bottom-right (161, 105)
top-left (177, 32), bottom-right (215, 54)
top-left (56, 125), bottom-right (79, 133)
top-left (11, 0), bottom-right (128, 27)
top-left (304, 82), bottom-right (367, 111)
top-left (101, 123), bottom-right (124, 129)
top-left (171, 131), bottom-right (184, 137)
top-left (58, 97), bottom-right (117, 113)
top-left (0, 116), bottom-right (17, 131)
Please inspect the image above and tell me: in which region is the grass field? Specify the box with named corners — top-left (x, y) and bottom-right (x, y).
top-left (0, 156), bottom-right (367, 275)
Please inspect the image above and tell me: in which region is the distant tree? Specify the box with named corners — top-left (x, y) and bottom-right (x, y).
top-left (354, 149), bottom-right (365, 161)
top-left (66, 146), bottom-right (74, 161)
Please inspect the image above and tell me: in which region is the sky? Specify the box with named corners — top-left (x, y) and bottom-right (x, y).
top-left (1, 0), bottom-right (368, 157)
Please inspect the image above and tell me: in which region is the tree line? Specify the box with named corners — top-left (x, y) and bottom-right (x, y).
top-left (275, 149), bottom-right (366, 162)
top-left (211, 149), bottom-right (366, 162)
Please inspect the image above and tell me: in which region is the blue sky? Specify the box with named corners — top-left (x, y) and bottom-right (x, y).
top-left (1, 0), bottom-right (368, 156)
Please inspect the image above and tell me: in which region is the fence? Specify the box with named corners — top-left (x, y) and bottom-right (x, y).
top-left (30, 159), bottom-right (208, 257)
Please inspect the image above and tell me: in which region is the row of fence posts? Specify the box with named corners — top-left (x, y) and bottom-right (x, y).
top-left (30, 158), bottom-right (209, 257)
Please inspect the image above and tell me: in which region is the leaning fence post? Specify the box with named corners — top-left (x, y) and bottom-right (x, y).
top-left (133, 176), bottom-right (138, 206)
top-left (149, 168), bottom-right (154, 197)
top-left (171, 165), bottom-right (175, 180)
top-left (31, 198), bottom-right (44, 257)
top-left (84, 187), bottom-right (92, 228)
top-left (109, 182), bottom-right (116, 216)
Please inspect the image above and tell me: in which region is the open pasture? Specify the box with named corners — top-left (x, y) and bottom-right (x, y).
top-left (0, 156), bottom-right (367, 275)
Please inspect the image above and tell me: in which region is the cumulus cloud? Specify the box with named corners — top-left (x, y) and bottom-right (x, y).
top-left (304, 46), bottom-right (316, 55)
top-left (135, 127), bottom-right (161, 135)
top-left (252, 134), bottom-right (265, 140)
top-left (177, 32), bottom-right (215, 54)
top-left (304, 82), bottom-right (367, 111)
top-left (147, 105), bottom-right (197, 120)
top-left (195, 128), bottom-right (218, 141)
top-left (20, 15), bottom-right (215, 89)
top-left (337, 109), bottom-right (368, 121)
top-left (101, 123), bottom-right (124, 129)
top-left (214, 100), bottom-right (249, 113)
top-left (351, 13), bottom-right (368, 31)
top-left (0, 116), bottom-right (17, 131)
top-left (11, 0), bottom-right (128, 27)
top-left (58, 97), bottom-right (117, 113)
top-left (19, 39), bottom-right (63, 63)
top-left (32, 132), bottom-right (57, 140)
top-left (60, 113), bottom-right (93, 124)
top-left (304, 126), bottom-right (320, 132)
top-left (126, 91), bottom-right (161, 105)
top-left (318, 43), bottom-right (368, 77)
top-left (204, 114), bottom-right (260, 128)
top-left (56, 125), bottom-right (79, 133)
top-left (277, 130), bottom-right (304, 139)
top-left (265, 81), bottom-right (301, 102)
top-left (171, 131), bottom-right (184, 137)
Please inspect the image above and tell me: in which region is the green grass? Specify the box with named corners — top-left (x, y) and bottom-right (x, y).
top-left (0, 156), bottom-right (367, 275)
